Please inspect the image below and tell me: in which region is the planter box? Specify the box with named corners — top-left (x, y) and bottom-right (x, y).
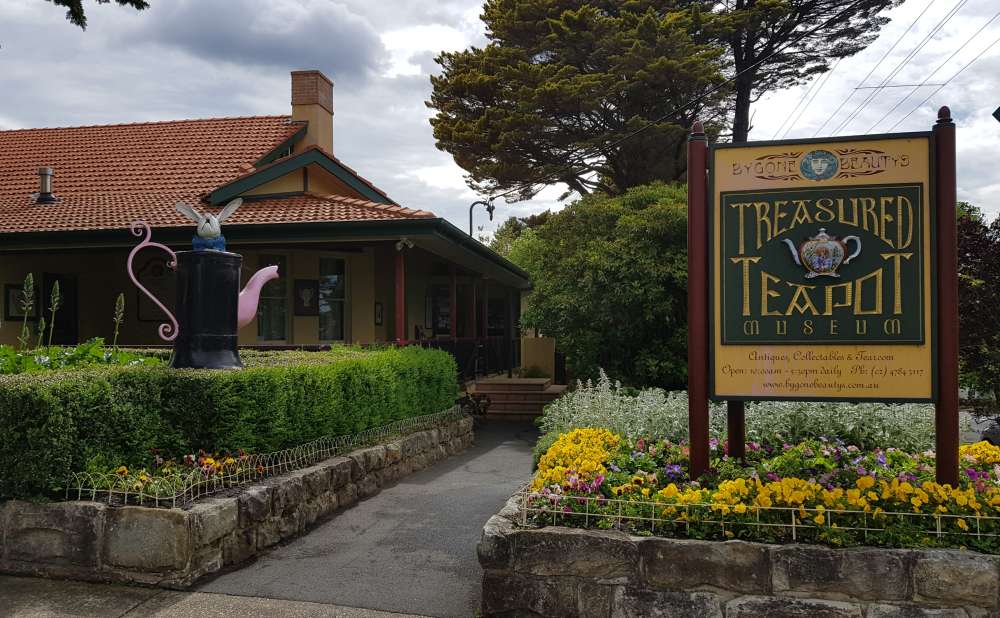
top-left (479, 495), bottom-right (1000, 617)
top-left (0, 415), bottom-right (474, 588)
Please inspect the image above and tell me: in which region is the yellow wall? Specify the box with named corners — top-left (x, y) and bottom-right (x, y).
top-left (292, 104), bottom-right (333, 154)
top-left (521, 337), bottom-right (555, 378)
top-left (243, 172), bottom-right (304, 196)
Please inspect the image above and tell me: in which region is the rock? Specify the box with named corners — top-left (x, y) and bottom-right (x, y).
top-left (270, 475), bottom-right (304, 515)
top-left (236, 485), bottom-right (271, 527)
top-left (481, 570), bottom-right (586, 617)
top-left (3, 500), bottom-right (106, 568)
top-left (300, 499), bottom-right (321, 529)
top-left (256, 520), bottom-right (281, 549)
top-left (725, 595), bottom-right (863, 618)
top-left (360, 445), bottom-right (386, 472)
top-left (771, 545), bottom-right (911, 601)
top-left (439, 424), bottom-right (452, 442)
top-left (866, 604), bottom-right (970, 618)
top-left (458, 416), bottom-right (474, 435)
top-left (613, 587), bottom-right (723, 618)
top-left (103, 507), bottom-right (191, 572)
top-left (348, 453), bottom-right (367, 478)
top-left (478, 514), bottom-right (513, 569)
top-left (401, 433), bottom-right (425, 458)
top-left (189, 498), bottom-right (237, 547)
top-left (336, 483), bottom-right (358, 509)
top-left (328, 457), bottom-right (353, 488)
top-left (510, 527), bottom-right (638, 580)
top-left (301, 465), bottom-right (331, 498)
top-left (384, 442), bottom-right (402, 465)
top-left (914, 550), bottom-right (1000, 608)
top-left (222, 529), bottom-right (255, 566)
top-left (357, 475), bottom-right (379, 499)
top-left (640, 537), bottom-right (771, 595)
top-left (313, 493), bottom-right (339, 520)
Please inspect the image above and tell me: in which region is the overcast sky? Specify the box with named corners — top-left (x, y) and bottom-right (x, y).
top-left (1, 0), bottom-right (998, 234)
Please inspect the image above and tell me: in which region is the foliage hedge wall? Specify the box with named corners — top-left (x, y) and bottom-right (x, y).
top-left (0, 346), bottom-right (457, 499)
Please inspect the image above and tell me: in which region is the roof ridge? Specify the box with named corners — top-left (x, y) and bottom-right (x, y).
top-left (0, 115), bottom-right (294, 134)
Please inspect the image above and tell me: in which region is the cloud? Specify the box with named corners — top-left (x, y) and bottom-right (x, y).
top-left (121, 0), bottom-right (386, 85)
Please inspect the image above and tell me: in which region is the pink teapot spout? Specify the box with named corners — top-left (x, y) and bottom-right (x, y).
top-left (238, 265), bottom-right (280, 329)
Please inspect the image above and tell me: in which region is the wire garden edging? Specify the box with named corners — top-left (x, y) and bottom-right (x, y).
top-left (66, 406), bottom-right (464, 509)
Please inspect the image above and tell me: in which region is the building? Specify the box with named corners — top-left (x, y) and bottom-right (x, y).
top-left (0, 70), bottom-right (530, 374)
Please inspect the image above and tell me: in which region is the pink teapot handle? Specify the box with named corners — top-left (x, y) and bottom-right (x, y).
top-left (126, 221), bottom-right (179, 341)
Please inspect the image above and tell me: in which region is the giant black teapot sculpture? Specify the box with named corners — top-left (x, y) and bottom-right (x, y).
top-left (127, 198), bottom-right (279, 369)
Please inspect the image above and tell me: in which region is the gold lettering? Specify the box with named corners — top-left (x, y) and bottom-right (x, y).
top-left (823, 282), bottom-right (853, 316)
top-left (856, 319), bottom-right (867, 335)
top-left (898, 194), bottom-right (914, 250)
top-left (792, 200), bottom-right (814, 227)
top-left (883, 319), bottom-right (902, 335)
top-left (881, 252), bottom-right (913, 315)
top-left (773, 201), bottom-right (790, 237)
top-left (761, 271), bottom-right (782, 316)
top-left (861, 197), bottom-right (879, 236)
top-left (838, 198), bottom-right (858, 227)
top-left (785, 282), bottom-right (820, 316)
top-left (829, 320), bottom-right (839, 335)
top-left (776, 320), bottom-right (788, 335)
top-left (854, 268), bottom-right (884, 315)
top-left (730, 203), bottom-right (754, 254)
top-left (731, 256), bottom-right (762, 316)
top-left (879, 197), bottom-right (895, 248)
top-left (803, 319), bottom-right (814, 335)
top-left (815, 198), bottom-right (836, 223)
top-left (754, 202), bottom-right (772, 250)
top-left (743, 320), bottom-right (760, 336)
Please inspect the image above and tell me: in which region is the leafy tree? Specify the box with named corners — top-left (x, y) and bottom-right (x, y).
top-left (509, 183), bottom-right (688, 388)
top-left (428, 1), bottom-right (727, 200)
top-left (490, 211), bottom-right (551, 257)
top-left (44, 0), bottom-right (148, 29)
top-left (957, 203), bottom-right (1000, 408)
top-left (714, 0), bottom-right (902, 142)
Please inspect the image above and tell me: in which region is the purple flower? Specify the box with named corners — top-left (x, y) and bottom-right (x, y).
top-left (857, 466), bottom-right (867, 476)
top-left (876, 452), bottom-right (887, 467)
top-left (610, 463), bottom-right (621, 473)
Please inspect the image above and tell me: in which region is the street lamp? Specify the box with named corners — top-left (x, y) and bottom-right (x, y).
top-left (469, 199), bottom-right (496, 236)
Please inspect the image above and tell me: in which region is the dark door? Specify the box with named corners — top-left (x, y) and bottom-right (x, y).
top-left (42, 273), bottom-right (78, 345)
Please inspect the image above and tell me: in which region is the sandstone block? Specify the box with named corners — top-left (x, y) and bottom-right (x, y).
top-left (328, 457), bottom-right (353, 488)
top-left (914, 551), bottom-right (999, 608)
top-left (358, 475), bottom-right (379, 499)
top-left (336, 483), bottom-right (359, 509)
top-left (301, 465), bottom-right (331, 498)
top-left (725, 595), bottom-right (863, 618)
top-left (384, 442), bottom-right (402, 464)
top-left (613, 587), bottom-right (723, 618)
top-left (222, 529), bottom-right (255, 566)
top-left (103, 507), bottom-right (191, 572)
top-left (478, 514), bottom-right (513, 569)
top-left (3, 500), bottom-right (106, 567)
top-left (271, 475), bottom-right (304, 515)
top-left (237, 485), bottom-right (272, 527)
top-left (189, 498), bottom-right (237, 547)
top-left (640, 537), bottom-right (770, 595)
top-left (866, 603), bottom-right (970, 618)
top-left (771, 545), bottom-right (911, 601)
top-left (510, 527), bottom-right (637, 580)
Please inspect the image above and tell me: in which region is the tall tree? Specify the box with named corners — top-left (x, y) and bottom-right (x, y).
top-left (428, 1), bottom-right (727, 200)
top-left (957, 204), bottom-right (1000, 408)
top-left (45, 0), bottom-right (149, 29)
top-left (489, 211), bottom-right (551, 257)
top-left (716, 0), bottom-right (902, 143)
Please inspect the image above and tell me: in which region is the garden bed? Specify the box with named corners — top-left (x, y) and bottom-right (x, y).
top-left (0, 413), bottom-right (474, 588)
top-left (479, 494), bottom-right (1000, 617)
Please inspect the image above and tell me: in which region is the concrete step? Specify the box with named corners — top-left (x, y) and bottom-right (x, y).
top-left (473, 377), bottom-right (552, 392)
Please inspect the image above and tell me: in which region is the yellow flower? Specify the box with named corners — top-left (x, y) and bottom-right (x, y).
top-left (115, 465), bottom-right (128, 476)
top-left (813, 513), bottom-right (825, 525)
top-left (856, 476), bottom-right (875, 490)
top-left (957, 518), bottom-right (969, 531)
top-left (734, 503), bottom-right (747, 514)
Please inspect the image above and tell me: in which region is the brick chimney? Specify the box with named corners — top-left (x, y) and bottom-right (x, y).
top-left (291, 70), bottom-right (333, 153)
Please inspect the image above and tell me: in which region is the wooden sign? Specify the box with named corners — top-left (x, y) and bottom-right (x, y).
top-left (711, 136), bottom-right (934, 401)
top-left (687, 108), bottom-right (959, 485)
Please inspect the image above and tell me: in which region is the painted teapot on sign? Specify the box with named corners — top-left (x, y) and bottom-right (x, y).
top-left (782, 228), bottom-right (861, 279)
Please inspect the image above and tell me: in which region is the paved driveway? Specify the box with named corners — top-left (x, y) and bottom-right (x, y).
top-left (198, 421), bottom-right (538, 618)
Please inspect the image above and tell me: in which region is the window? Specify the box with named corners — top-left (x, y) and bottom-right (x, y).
top-left (257, 255), bottom-right (287, 341)
top-left (319, 257), bottom-right (346, 340)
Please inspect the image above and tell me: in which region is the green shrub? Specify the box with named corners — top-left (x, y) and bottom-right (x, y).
top-left (0, 346), bottom-right (457, 499)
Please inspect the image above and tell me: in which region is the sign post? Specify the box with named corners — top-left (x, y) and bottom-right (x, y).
top-left (688, 107), bottom-right (959, 485)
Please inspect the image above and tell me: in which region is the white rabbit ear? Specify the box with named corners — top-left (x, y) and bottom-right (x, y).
top-left (175, 201), bottom-right (202, 223)
top-left (217, 198), bottom-right (243, 223)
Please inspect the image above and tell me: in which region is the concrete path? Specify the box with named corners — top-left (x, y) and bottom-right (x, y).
top-left (0, 575), bottom-right (423, 617)
top-left (196, 421), bottom-right (538, 618)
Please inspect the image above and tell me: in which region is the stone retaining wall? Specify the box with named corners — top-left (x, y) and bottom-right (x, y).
top-left (0, 415), bottom-right (474, 588)
top-left (479, 495), bottom-right (1000, 617)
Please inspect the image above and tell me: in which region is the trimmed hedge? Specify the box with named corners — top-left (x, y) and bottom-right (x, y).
top-left (0, 346), bottom-right (457, 499)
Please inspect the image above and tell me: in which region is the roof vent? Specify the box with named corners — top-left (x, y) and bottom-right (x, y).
top-left (35, 167), bottom-right (57, 204)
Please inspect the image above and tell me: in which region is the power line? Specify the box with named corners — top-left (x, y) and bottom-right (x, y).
top-left (889, 32), bottom-right (1000, 131)
top-left (781, 59), bottom-right (842, 138)
top-left (867, 9), bottom-right (1000, 132)
top-left (771, 71), bottom-right (826, 139)
top-left (813, 0), bottom-right (941, 137)
top-left (486, 0), bottom-right (876, 203)
top-left (831, 0), bottom-right (969, 135)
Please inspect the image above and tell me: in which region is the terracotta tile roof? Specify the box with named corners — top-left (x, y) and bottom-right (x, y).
top-left (0, 116), bottom-right (424, 234)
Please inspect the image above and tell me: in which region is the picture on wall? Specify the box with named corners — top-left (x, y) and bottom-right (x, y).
top-left (375, 301), bottom-right (383, 326)
top-left (4, 283), bottom-right (38, 321)
top-left (294, 279), bottom-right (320, 316)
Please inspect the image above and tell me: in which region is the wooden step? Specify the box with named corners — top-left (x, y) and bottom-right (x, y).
top-left (473, 377), bottom-right (552, 392)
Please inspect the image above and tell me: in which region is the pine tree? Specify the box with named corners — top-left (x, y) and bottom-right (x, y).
top-left (44, 0), bottom-right (149, 29)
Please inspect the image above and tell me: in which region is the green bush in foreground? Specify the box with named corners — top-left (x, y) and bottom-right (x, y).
top-left (0, 346), bottom-right (457, 499)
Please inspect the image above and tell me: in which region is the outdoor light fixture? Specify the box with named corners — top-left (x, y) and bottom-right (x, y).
top-left (469, 199), bottom-right (495, 235)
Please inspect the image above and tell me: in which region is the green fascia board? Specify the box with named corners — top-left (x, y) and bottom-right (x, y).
top-left (208, 148), bottom-right (395, 206)
top-left (0, 219), bottom-right (530, 287)
top-left (254, 124), bottom-right (308, 167)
